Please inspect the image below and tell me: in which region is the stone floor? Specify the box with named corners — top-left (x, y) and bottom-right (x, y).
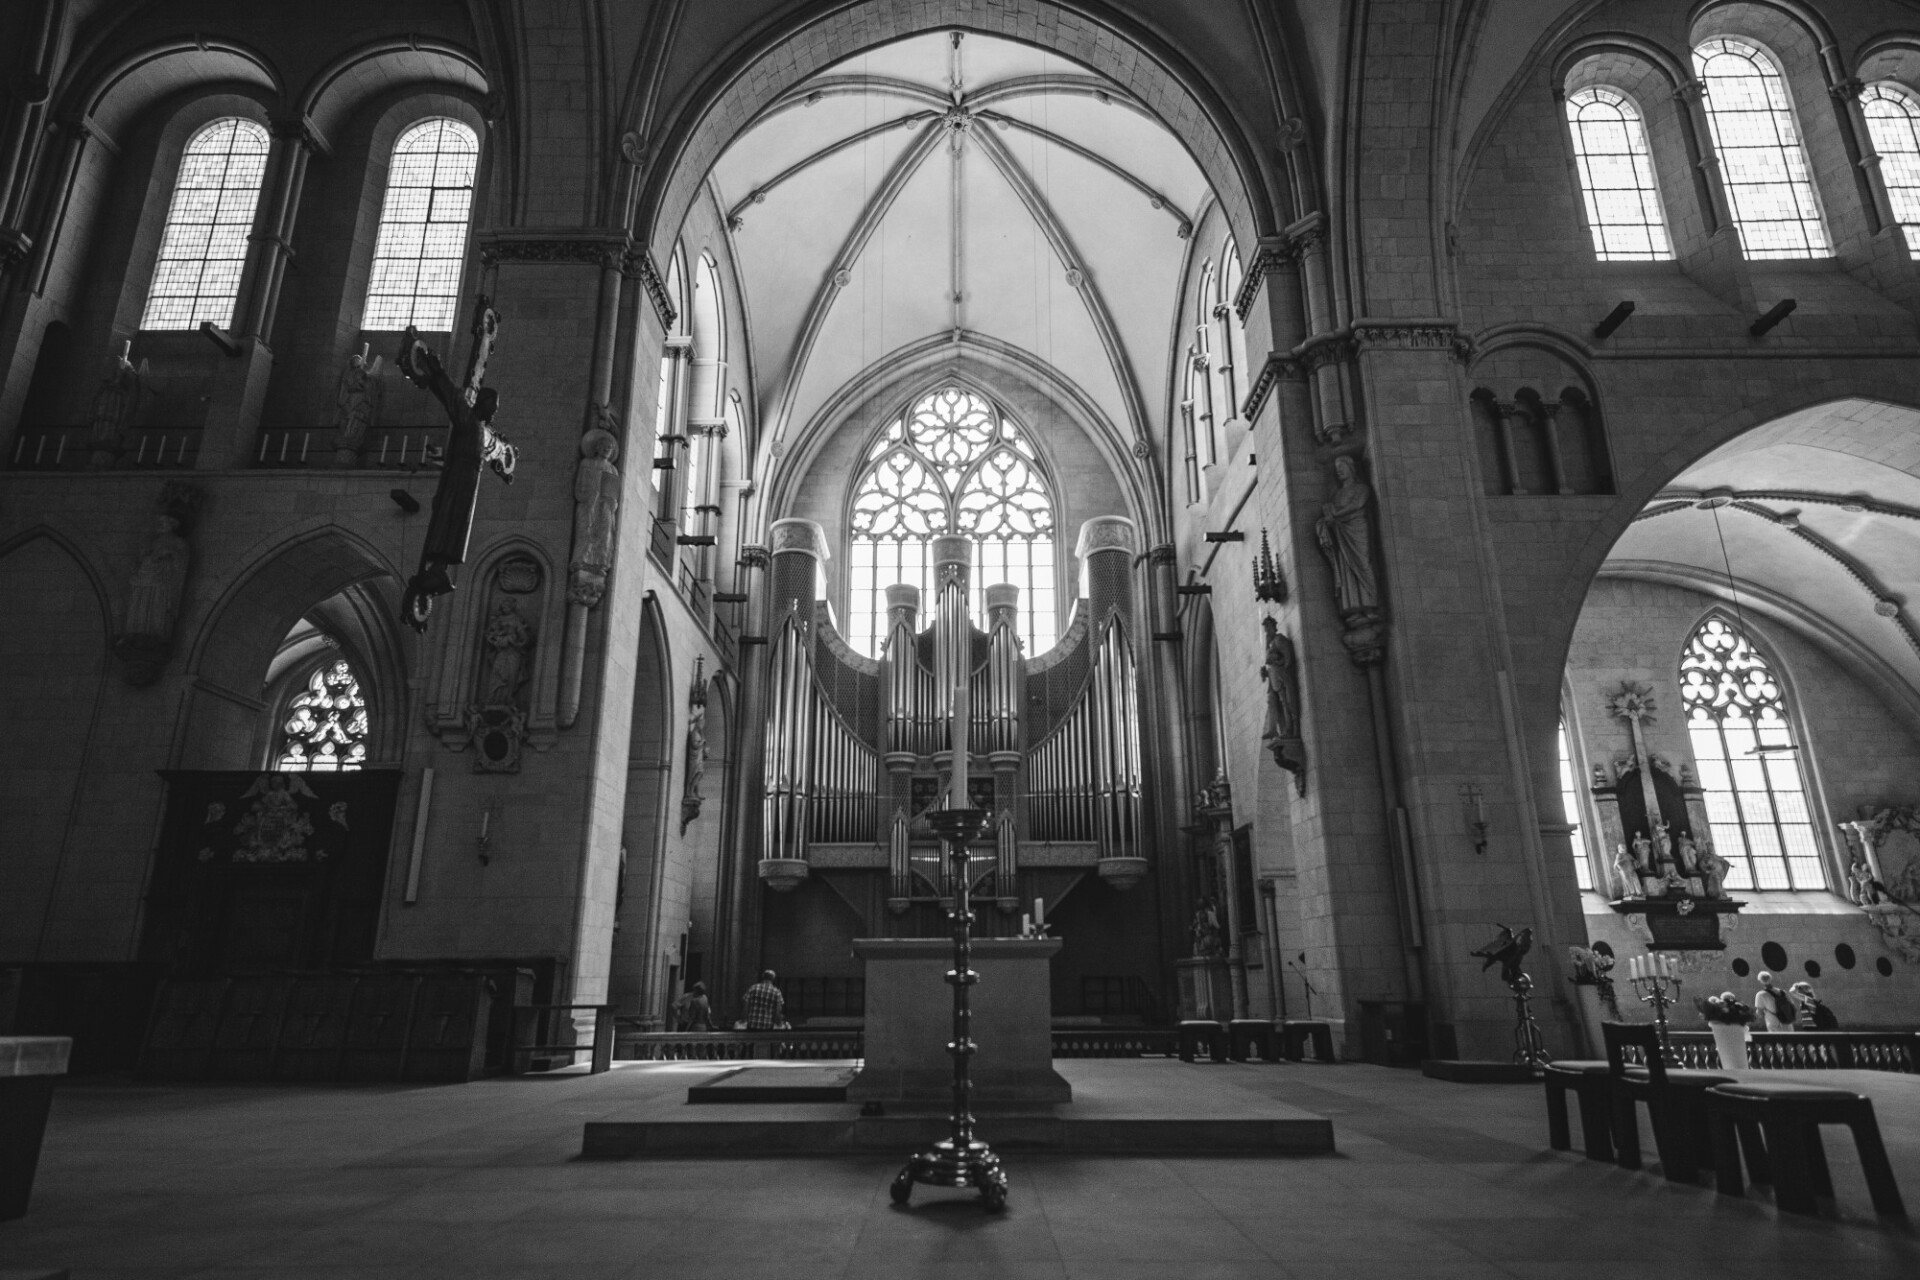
top-left (2, 1059), bottom-right (1917, 1279)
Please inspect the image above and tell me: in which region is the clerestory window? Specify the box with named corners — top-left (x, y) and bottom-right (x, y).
top-left (140, 118), bottom-right (270, 330)
top-left (362, 119), bottom-right (479, 331)
top-left (1564, 86), bottom-right (1674, 261)
top-left (1860, 82), bottom-right (1920, 253)
top-left (275, 657), bottom-right (369, 771)
top-left (847, 387), bottom-right (1056, 659)
top-left (1680, 615), bottom-right (1822, 891)
top-left (1693, 38), bottom-right (1832, 259)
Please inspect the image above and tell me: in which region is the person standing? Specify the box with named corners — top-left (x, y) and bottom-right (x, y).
top-left (1789, 981), bottom-right (1838, 1031)
top-left (742, 970), bottom-right (787, 1031)
top-left (1754, 971), bottom-right (1795, 1032)
top-left (677, 982), bottom-right (713, 1032)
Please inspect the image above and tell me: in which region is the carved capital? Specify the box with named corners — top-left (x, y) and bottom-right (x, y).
top-left (568, 571), bottom-right (607, 609)
top-left (479, 235), bottom-right (625, 270)
top-left (269, 114), bottom-right (324, 154)
top-left (1146, 543), bottom-right (1177, 568)
top-left (738, 545), bottom-right (771, 571)
top-left (1672, 78), bottom-right (1705, 104)
top-left (621, 243), bottom-right (679, 330)
top-left (1831, 76), bottom-right (1867, 102)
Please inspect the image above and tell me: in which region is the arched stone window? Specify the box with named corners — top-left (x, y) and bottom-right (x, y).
top-left (1563, 86), bottom-right (1674, 260)
top-left (1692, 38), bottom-right (1832, 258)
top-left (1860, 82), bottom-right (1920, 252)
top-left (846, 386), bottom-right (1056, 658)
top-left (1557, 718), bottom-right (1593, 890)
top-left (139, 118), bottom-right (270, 330)
top-left (1680, 615), bottom-right (1822, 891)
top-left (362, 118), bottom-right (480, 330)
top-left (275, 657), bottom-right (369, 771)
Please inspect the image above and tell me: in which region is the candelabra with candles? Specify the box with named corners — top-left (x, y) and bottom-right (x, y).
top-left (1627, 952), bottom-right (1681, 1053)
top-left (890, 668), bottom-right (1009, 1210)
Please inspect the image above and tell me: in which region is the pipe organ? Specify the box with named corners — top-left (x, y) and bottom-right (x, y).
top-left (756, 516), bottom-right (1148, 906)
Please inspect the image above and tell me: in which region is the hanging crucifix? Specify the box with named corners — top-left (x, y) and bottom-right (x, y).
top-left (397, 296), bottom-right (518, 631)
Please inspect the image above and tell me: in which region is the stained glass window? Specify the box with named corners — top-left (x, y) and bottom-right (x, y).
top-left (847, 387), bottom-right (1057, 658)
top-left (140, 118), bottom-right (270, 330)
top-left (1861, 82), bottom-right (1920, 252)
top-left (276, 658), bottom-right (368, 771)
top-left (1680, 616), bottom-right (1822, 890)
top-left (1693, 38), bottom-right (1832, 258)
top-left (1564, 87), bottom-right (1674, 260)
top-left (1558, 720), bottom-right (1593, 890)
top-left (363, 119), bottom-right (479, 330)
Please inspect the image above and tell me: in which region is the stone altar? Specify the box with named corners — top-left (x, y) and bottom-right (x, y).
top-left (847, 937), bottom-right (1070, 1106)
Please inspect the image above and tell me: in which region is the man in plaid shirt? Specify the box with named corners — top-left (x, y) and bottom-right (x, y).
top-left (742, 970), bottom-right (786, 1030)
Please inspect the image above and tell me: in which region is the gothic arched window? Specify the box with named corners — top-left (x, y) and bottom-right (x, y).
top-left (1693, 38), bottom-right (1832, 259)
top-left (1680, 616), bottom-right (1822, 891)
top-left (847, 387), bottom-right (1056, 658)
top-left (1564, 86), bottom-right (1674, 261)
top-left (1860, 82), bottom-right (1920, 252)
top-left (362, 118), bottom-right (479, 330)
top-left (275, 657), bottom-right (369, 771)
top-left (140, 118), bottom-right (270, 330)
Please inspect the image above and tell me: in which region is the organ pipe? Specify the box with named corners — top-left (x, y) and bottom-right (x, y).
top-left (883, 585), bottom-right (920, 760)
top-left (762, 605), bottom-right (814, 864)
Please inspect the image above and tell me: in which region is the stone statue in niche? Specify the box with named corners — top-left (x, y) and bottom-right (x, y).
top-left (331, 346), bottom-right (382, 464)
top-left (114, 482), bottom-right (202, 685)
top-left (1630, 830), bottom-right (1652, 873)
top-left (1259, 616), bottom-right (1307, 796)
top-left (397, 298), bottom-right (518, 631)
top-left (88, 340), bottom-right (147, 466)
top-left (1675, 831), bottom-right (1700, 877)
top-left (1611, 844), bottom-right (1642, 899)
top-left (1315, 454), bottom-right (1380, 618)
top-left (681, 657), bottom-right (708, 834)
top-left (1700, 842), bottom-right (1731, 899)
top-left (1189, 899), bottom-right (1225, 959)
top-left (569, 425), bottom-right (622, 608)
top-left (465, 558), bottom-right (540, 773)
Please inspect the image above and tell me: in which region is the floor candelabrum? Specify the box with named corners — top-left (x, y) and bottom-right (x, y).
top-left (890, 807), bottom-right (1008, 1210)
top-left (1627, 953), bottom-right (1681, 1055)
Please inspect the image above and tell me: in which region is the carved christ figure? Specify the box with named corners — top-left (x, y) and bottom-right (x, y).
top-left (397, 298), bottom-right (517, 629)
top-left (1315, 454), bottom-right (1379, 617)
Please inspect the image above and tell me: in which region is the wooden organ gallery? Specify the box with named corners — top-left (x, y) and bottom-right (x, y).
top-left (743, 516), bottom-right (1168, 1024)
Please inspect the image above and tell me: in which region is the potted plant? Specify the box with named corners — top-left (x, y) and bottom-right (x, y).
top-left (1698, 991), bottom-right (1755, 1069)
top-left (1567, 946), bottom-right (1620, 1054)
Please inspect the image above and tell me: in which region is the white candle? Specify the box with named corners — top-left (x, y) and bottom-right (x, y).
top-left (480, 808), bottom-right (489, 839)
top-left (1630, 955), bottom-right (1644, 980)
top-left (950, 674), bottom-right (969, 807)
top-left (1034, 896), bottom-right (1045, 927)
top-left (1021, 913), bottom-right (1032, 936)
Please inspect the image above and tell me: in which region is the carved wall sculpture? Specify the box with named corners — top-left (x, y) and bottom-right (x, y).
top-left (1259, 616), bottom-right (1306, 794)
top-left (681, 656), bottom-right (708, 833)
top-left (331, 345), bottom-right (382, 465)
top-left (1314, 453), bottom-right (1387, 666)
top-left (115, 480), bottom-right (202, 685)
top-left (465, 556), bottom-right (540, 772)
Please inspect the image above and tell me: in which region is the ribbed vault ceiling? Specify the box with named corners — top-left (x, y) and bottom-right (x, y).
top-left (1605, 399), bottom-right (1920, 706)
top-left (710, 30), bottom-right (1210, 463)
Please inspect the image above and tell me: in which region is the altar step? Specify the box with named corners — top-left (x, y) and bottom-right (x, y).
top-left (582, 1059), bottom-right (1335, 1158)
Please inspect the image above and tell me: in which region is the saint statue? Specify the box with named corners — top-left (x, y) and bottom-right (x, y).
top-left (1675, 832), bottom-right (1699, 876)
top-left (1189, 899), bottom-right (1225, 959)
top-left (1700, 844), bottom-right (1731, 899)
top-left (481, 598), bottom-right (532, 706)
top-left (681, 657), bottom-right (709, 833)
top-left (89, 342), bottom-right (144, 464)
top-left (1651, 819), bottom-right (1674, 873)
top-left (570, 427), bottom-right (622, 606)
top-left (1630, 830), bottom-right (1652, 873)
top-left (123, 511), bottom-right (190, 643)
top-left (397, 298), bottom-right (517, 630)
top-left (1260, 616), bottom-right (1300, 745)
top-left (1314, 454), bottom-right (1379, 618)
top-left (1611, 844), bottom-right (1641, 899)
top-left (1849, 858), bottom-right (1885, 906)
top-left (332, 347), bottom-right (382, 462)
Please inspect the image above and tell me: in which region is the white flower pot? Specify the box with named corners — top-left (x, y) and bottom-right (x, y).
top-left (1710, 1022), bottom-right (1750, 1070)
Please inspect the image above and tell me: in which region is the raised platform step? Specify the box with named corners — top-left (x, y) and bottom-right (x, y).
top-left (583, 1059), bottom-right (1335, 1158)
top-left (687, 1064), bottom-right (854, 1103)
top-left (1421, 1059), bottom-right (1545, 1084)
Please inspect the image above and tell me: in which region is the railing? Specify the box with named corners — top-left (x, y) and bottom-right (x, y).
top-left (1052, 1028), bottom-right (1180, 1058)
top-left (612, 1026), bottom-right (1191, 1062)
top-left (255, 425), bottom-right (446, 469)
top-left (1623, 1031), bottom-right (1919, 1073)
top-left (616, 1029), bottom-right (863, 1061)
top-left (11, 425), bottom-right (201, 471)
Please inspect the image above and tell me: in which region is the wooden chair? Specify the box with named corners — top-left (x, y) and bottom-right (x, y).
top-left (1541, 1058), bottom-right (1614, 1161)
top-left (1705, 1081), bottom-right (1906, 1220)
top-left (1601, 1021), bottom-right (1733, 1183)
top-left (1281, 1019), bottom-right (1335, 1063)
top-left (1228, 1019), bottom-right (1278, 1062)
top-left (1177, 1020), bottom-right (1228, 1063)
